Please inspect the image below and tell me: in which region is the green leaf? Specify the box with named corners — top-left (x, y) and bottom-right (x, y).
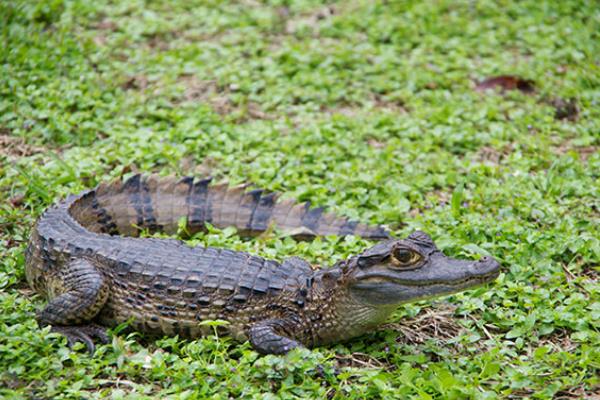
top-left (198, 319), bottom-right (230, 327)
top-left (463, 243), bottom-right (492, 257)
top-left (506, 327), bottom-right (525, 339)
top-left (480, 362), bottom-right (501, 379)
top-left (451, 183), bottom-right (464, 217)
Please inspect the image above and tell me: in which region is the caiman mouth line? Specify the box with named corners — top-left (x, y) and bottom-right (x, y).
top-left (358, 271), bottom-right (500, 287)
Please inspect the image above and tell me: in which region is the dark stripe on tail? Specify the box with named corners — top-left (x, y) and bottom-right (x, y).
top-left (301, 203), bottom-right (324, 233)
top-left (244, 189), bottom-right (264, 231)
top-left (250, 192), bottom-right (277, 231)
top-left (179, 176), bottom-right (194, 193)
top-left (91, 194), bottom-right (119, 235)
top-left (125, 174), bottom-right (161, 233)
top-left (371, 226), bottom-right (392, 240)
top-left (188, 177), bottom-right (212, 228)
top-left (338, 220), bottom-right (358, 236)
top-left (124, 174), bottom-right (143, 229)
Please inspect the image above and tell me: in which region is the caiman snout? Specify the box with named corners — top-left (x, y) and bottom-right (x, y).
top-left (474, 256), bottom-right (501, 277)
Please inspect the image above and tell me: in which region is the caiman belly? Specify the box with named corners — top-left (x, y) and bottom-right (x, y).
top-left (96, 286), bottom-right (259, 341)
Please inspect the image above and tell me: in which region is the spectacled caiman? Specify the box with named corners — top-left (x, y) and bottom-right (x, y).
top-left (25, 175), bottom-right (500, 355)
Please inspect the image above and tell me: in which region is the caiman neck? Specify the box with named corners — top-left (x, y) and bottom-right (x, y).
top-left (308, 265), bottom-right (398, 346)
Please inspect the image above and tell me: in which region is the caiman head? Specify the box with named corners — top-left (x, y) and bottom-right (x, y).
top-left (310, 231), bottom-right (501, 345)
top-left (341, 231), bottom-right (501, 306)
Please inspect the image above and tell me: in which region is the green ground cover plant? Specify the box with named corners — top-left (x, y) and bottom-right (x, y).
top-left (0, 0), bottom-right (598, 398)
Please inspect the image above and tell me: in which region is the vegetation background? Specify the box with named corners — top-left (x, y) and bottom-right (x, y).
top-left (0, 0), bottom-right (598, 398)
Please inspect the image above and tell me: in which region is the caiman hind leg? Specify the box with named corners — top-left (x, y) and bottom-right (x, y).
top-left (37, 258), bottom-right (110, 354)
top-left (248, 319), bottom-right (304, 355)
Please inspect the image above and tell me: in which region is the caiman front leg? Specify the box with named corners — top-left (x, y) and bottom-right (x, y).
top-left (248, 319), bottom-right (304, 355)
top-left (37, 259), bottom-right (110, 354)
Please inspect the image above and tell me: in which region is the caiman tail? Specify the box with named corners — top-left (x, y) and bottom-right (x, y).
top-left (78, 174), bottom-right (390, 239)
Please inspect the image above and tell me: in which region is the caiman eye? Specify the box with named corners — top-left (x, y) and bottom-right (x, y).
top-left (392, 248), bottom-right (421, 267)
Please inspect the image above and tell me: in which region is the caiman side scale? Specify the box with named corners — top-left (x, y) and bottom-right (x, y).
top-left (26, 175), bottom-right (500, 354)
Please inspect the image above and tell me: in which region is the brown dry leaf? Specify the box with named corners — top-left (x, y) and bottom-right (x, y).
top-left (475, 75), bottom-right (535, 94)
top-left (334, 352), bottom-right (390, 370)
top-left (581, 263), bottom-right (599, 281)
top-left (178, 75), bottom-right (219, 102)
top-left (477, 146), bottom-right (503, 165)
top-left (574, 146), bottom-right (597, 161)
top-left (285, 6), bottom-right (336, 34)
top-left (0, 134), bottom-right (46, 157)
top-left (408, 208), bottom-right (421, 218)
top-left (9, 194), bottom-right (25, 208)
top-left (549, 97), bottom-right (579, 121)
top-left (122, 75), bottom-right (149, 91)
top-left (538, 328), bottom-right (578, 353)
top-left (93, 35), bottom-right (108, 46)
top-left (382, 305), bottom-right (465, 346)
top-left (428, 189), bottom-right (451, 205)
top-left (553, 140), bottom-right (598, 162)
top-left (367, 138), bottom-right (386, 149)
top-left (476, 144), bottom-right (513, 165)
top-left (373, 94), bottom-right (408, 113)
top-left (93, 19), bottom-right (117, 31)
top-left (553, 385), bottom-right (600, 399)
top-left (246, 102), bottom-right (270, 120)
top-left (176, 75), bottom-right (271, 121)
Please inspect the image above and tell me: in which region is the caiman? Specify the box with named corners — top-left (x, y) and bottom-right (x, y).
top-left (26, 175), bottom-right (500, 355)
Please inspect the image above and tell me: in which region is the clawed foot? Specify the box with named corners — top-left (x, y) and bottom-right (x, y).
top-left (50, 324), bottom-right (110, 355)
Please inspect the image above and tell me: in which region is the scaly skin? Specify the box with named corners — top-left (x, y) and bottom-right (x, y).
top-left (26, 175), bottom-right (500, 354)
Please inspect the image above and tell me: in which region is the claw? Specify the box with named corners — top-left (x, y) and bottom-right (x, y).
top-left (79, 333), bottom-right (96, 355)
top-left (81, 324), bottom-right (110, 344)
top-left (61, 329), bottom-right (85, 348)
top-left (50, 324), bottom-right (109, 355)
